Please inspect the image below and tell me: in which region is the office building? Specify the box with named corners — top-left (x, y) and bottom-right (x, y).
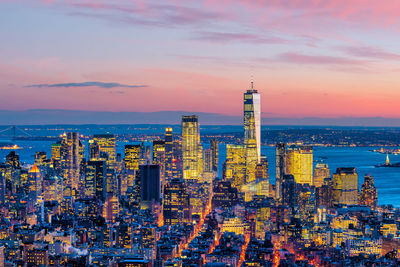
top-left (223, 144), bottom-right (246, 190)
top-left (313, 163), bottom-right (330, 187)
top-left (285, 145), bottom-right (313, 185)
top-left (332, 167), bottom-right (358, 205)
top-left (163, 179), bottom-right (191, 225)
top-left (182, 115), bottom-right (201, 182)
top-left (360, 175), bottom-right (378, 209)
top-left (138, 164), bottom-right (161, 209)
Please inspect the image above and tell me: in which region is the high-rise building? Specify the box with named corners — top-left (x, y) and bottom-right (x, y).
top-left (360, 175), bottom-right (378, 209)
top-left (60, 132), bottom-right (81, 196)
top-left (85, 160), bottom-right (106, 201)
top-left (182, 115), bottom-right (201, 182)
top-left (332, 167), bottom-right (358, 205)
top-left (313, 163), bottom-right (330, 187)
top-left (282, 174), bottom-right (297, 208)
top-left (255, 156), bottom-right (269, 197)
top-left (244, 82), bottom-right (261, 184)
top-left (6, 151), bottom-right (20, 169)
top-left (28, 163), bottom-right (42, 202)
top-left (244, 82), bottom-right (261, 163)
top-left (88, 140), bottom-right (100, 160)
top-left (316, 177), bottom-right (333, 208)
top-left (124, 144), bottom-right (141, 171)
top-left (51, 143), bottom-right (61, 162)
top-left (93, 134), bottom-right (116, 164)
top-left (210, 139), bottom-right (219, 173)
top-left (275, 143), bottom-right (286, 201)
top-left (138, 165), bottom-right (161, 209)
top-left (165, 127), bottom-right (174, 181)
top-left (223, 144), bottom-right (246, 190)
top-left (203, 149), bottom-right (212, 173)
top-left (163, 178), bottom-right (191, 225)
top-left (153, 140), bottom-right (166, 188)
top-left (34, 151), bottom-right (47, 166)
top-left (285, 145), bottom-right (313, 185)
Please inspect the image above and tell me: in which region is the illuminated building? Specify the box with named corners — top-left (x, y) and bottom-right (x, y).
top-left (42, 176), bottom-right (62, 202)
top-left (332, 167), bottom-right (358, 205)
top-left (223, 144), bottom-right (246, 190)
top-left (163, 178), bottom-right (191, 225)
top-left (26, 248), bottom-right (48, 266)
top-left (380, 221), bottom-right (397, 237)
top-left (210, 138), bottom-right (219, 173)
top-left (34, 151), bottom-right (47, 166)
top-left (88, 139), bottom-right (100, 160)
top-left (316, 177), bottom-right (333, 208)
top-left (125, 145), bottom-right (141, 171)
top-left (297, 183), bottom-right (316, 223)
top-left (285, 145), bottom-right (313, 185)
top-left (165, 127), bottom-right (174, 181)
top-left (6, 151), bottom-right (20, 169)
top-left (138, 165), bottom-right (161, 209)
top-left (60, 132), bottom-right (81, 196)
top-left (203, 148), bottom-right (212, 174)
top-left (255, 156), bottom-right (269, 197)
top-left (85, 160), bottom-right (106, 200)
top-left (117, 223), bottom-right (132, 249)
top-left (153, 140), bottom-right (166, 189)
top-left (28, 163), bottom-right (42, 202)
top-left (359, 175), bottom-right (378, 209)
top-left (313, 163), bottom-right (330, 187)
top-left (275, 143), bottom-right (286, 201)
top-left (243, 82), bottom-right (261, 163)
top-left (347, 238), bottom-right (382, 256)
top-left (282, 174), bottom-right (297, 208)
top-left (212, 180), bottom-right (240, 209)
top-left (93, 134), bottom-right (116, 164)
top-left (221, 217), bottom-right (246, 235)
top-left (124, 144), bottom-right (141, 197)
top-left (103, 194), bottom-right (119, 223)
top-left (244, 82), bottom-right (261, 185)
top-left (0, 172), bottom-right (5, 206)
top-left (51, 143), bottom-right (61, 162)
top-left (182, 115), bottom-right (201, 182)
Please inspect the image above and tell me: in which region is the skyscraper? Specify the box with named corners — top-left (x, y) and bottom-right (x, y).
top-left (153, 140), bottom-right (166, 188)
top-left (244, 84), bottom-right (261, 183)
top-left (210, 139), bottom-right (219, 173)
top-left (182, 115), bottom-right (201, 182)
top-left (93, 134), bottom-right (116, 164)
top-left (223, 144), bottom-right (246, 190)
top-left (360, 175), bottom-right (378, 209)
top-left (332, 167), bottom-right (358, 205)
top-left (165, 127), bottom-right (174, 181)
top-left (285, 145), bottom-right (313, 185)
top-left (275, 143), bottom-right (286, 201)
top-left (244, 82), bottom-right (261, 163)
top-left (60, 132), bottom-right (81, 196)
top-left (313, 163), bottom-right (330, 187)
top-left (85, 160), bottom-right (106, 200)
top-left (124, 145), bottom-right (141, 171)
top-left (138, 164), bottom-right (161, 209)
top-left (163, 178), bottom-right (191, 225)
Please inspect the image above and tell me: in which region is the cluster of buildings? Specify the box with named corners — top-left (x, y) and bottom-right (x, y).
top-left (0, 83), bottom-right (399, 266)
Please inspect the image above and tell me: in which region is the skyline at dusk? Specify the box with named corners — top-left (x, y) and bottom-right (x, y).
top-left (2, 0), bottom-right (400, 123)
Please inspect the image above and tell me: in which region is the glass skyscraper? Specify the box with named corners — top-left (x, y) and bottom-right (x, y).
top-left (244, 82), bottom-right (261, 183)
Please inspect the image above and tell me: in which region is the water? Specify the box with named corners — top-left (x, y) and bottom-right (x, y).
top-left (1, 139), bottom-right (399, 207)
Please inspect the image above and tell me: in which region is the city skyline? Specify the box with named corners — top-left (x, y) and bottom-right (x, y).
top-left (1, 0), bottom-right (400, 122)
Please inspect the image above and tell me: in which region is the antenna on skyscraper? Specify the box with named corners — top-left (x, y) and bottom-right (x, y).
top-left (250, 74), bottom-right (254, 89)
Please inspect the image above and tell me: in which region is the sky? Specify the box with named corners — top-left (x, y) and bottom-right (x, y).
top-left (1, 0), bottom-right (400, 121)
